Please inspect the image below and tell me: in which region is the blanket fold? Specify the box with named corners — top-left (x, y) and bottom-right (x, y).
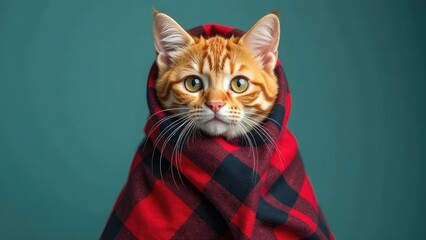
top-left (101, 24), bottom-right (334, 240)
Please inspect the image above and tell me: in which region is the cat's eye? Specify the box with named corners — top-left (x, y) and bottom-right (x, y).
top-left (230, 77), bottom-right (249, 93)
top-left (184, 76), bottom-right (203, 92)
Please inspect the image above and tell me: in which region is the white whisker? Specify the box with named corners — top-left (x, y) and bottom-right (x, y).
top-left (235, 121), bottom-right (259, 175)
top-left (158, 116), bottom-right (192, 183)
top-left (243, 116), bottom-right (286, 168)
top-left (171, 118), bottom-right (196, 187)
top-left (151, 115), bottom-right (190, 180)
top-left (143, 110), bottom-right (190, 151)
top-left (249, 112), bottom-right (282, 128)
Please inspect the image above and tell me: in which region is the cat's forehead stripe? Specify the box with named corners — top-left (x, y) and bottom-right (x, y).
top-left (207, 55), bottom-right (213, 71)
top-left (198, 54), bottom-right (205, 73)
top-left (229, 59), bottom-right (235, 75)
top-left (237, 64), bottom-right (247, 72)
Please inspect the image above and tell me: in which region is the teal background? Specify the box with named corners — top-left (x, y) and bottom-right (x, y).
top-left (1, 0), bottom-right (425, 239)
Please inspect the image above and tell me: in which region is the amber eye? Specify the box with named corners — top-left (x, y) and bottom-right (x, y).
top-left (230, 77), bottom-right (249, 93)
top-left (184, 76), bottom-right (203, 92)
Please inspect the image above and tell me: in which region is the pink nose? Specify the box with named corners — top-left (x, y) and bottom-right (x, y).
top-left (207, 101), bottom-right (225, 112)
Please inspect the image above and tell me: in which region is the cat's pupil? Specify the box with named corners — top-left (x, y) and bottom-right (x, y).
top-left (236, 79), bottom-right (244, 88)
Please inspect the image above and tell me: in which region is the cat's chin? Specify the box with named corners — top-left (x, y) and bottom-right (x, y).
top-left (199, 119), bottom-right (240, 138)
top-left (199, 120), bottom-right (243, 139)
top-left (200, 119), bottom-right (228, 136)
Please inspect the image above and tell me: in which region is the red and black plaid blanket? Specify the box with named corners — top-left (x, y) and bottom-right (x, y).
top-left (101, 24), bottom-right (334, 240)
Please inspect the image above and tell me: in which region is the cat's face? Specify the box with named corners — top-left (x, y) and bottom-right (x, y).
top-left (153, 13), bottom-right (280, 139)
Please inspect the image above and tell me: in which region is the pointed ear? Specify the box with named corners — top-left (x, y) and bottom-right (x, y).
top-left (239, 14), bottom-right (280, 73)
top-left (153, 12), bottom-right (194, 70)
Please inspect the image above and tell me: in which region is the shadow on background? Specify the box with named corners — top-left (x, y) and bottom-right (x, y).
top-left (0, 0), bottom-right (425, 239)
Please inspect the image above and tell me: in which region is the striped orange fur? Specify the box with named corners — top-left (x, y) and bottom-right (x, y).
top-left (153, 12), bottom-right (280, 138)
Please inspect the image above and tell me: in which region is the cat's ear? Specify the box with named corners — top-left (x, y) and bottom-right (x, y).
top-left (240, 13), bottom-right (280, 73)
top-left (153, 12), bottom-right (194, 70)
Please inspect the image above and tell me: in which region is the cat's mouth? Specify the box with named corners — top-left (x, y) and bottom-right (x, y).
top-left (205, 116), bottom-right (227, 124)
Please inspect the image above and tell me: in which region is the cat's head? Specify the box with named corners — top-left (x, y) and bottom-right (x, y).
top-left (153, 12), bottom-right (280, 139)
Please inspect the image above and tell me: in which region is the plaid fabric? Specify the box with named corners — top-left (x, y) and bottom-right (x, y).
top-left (101, 24), bottom-right (334, 240)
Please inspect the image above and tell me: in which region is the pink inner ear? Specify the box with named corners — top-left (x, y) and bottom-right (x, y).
top-left (158, 53), bottom-right (172, 67)
top-left (263, 52), bottom-right (274, 66)
top-left (261, 52), bottom-right (277, 73)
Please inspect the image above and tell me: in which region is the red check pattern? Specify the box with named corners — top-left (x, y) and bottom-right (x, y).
top-left (101, 24), bottom-right (334, 240)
